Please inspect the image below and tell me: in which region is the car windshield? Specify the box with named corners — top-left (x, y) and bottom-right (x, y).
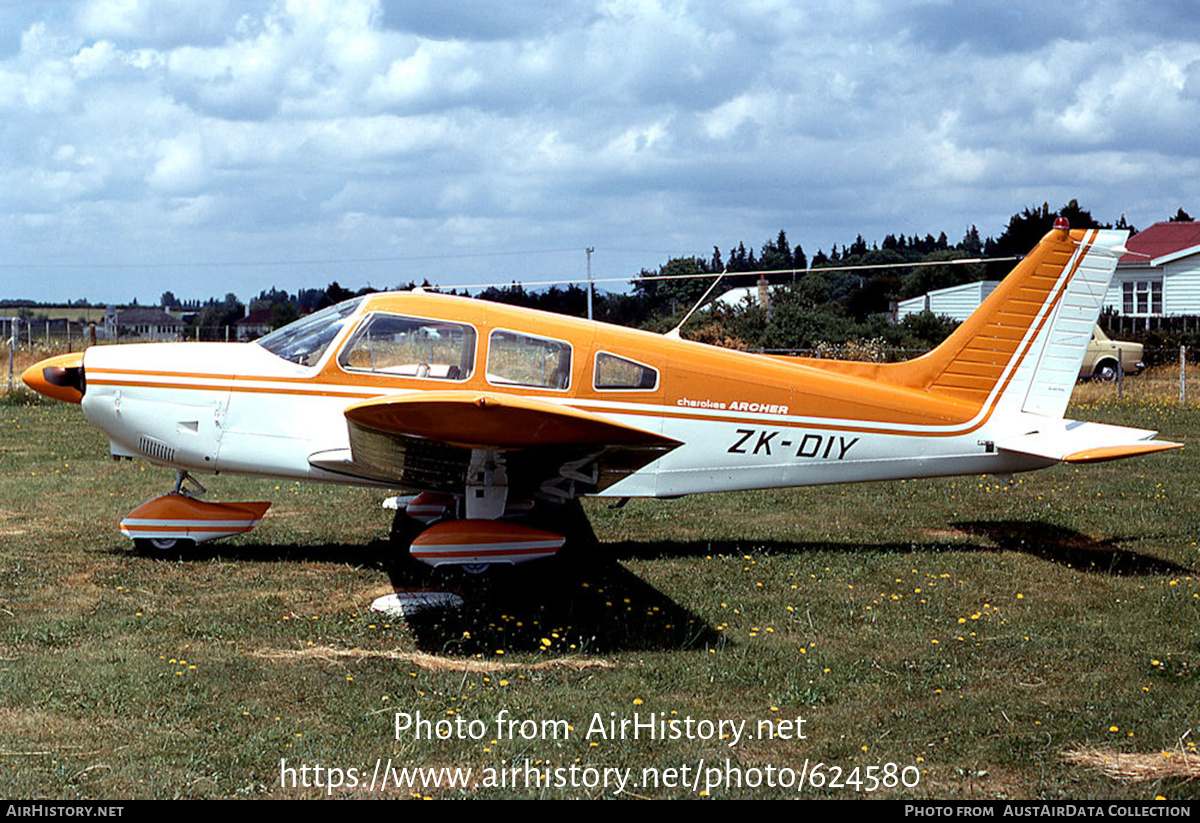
top-left (255, 298), bottom-right (364, 366)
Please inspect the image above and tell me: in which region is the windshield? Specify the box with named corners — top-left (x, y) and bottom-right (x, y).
top-left (255, 297), bottom-right (364, 366)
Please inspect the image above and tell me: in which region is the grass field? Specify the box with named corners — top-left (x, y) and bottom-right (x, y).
top-left (1, 384), bottom-right (1198, 799)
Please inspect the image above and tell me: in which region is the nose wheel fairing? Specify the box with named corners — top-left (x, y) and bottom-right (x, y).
top-left (120, 493), bottom-right (270, 546)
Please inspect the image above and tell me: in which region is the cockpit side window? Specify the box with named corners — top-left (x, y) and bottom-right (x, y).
top-left (486, 329), bottom-right (572, 390)
top-left (594, 351), bottom-right (658, 390)
top-left (255, 298), bottom-right (363, 366)
top-left (338, 313), bottom-right (476, 380)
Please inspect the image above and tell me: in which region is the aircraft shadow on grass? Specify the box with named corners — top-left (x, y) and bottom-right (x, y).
top-left (948, 520), bottom-right (1195, 577)
top-left (117, 517), bottom-right (1189, 656)
top-left (607, 519), bottom-right (1195, 578)
top-left (120, 532), bottom-right (722, 656)
top-left (394, 550), bottom-right (723, 656)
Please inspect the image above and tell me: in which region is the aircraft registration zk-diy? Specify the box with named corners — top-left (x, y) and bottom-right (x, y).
top-left (22, 219), bottom-right (1181, 584)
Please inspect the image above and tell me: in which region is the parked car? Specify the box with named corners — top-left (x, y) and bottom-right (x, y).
top-left (1079, 325), bottom-right (1144, 381)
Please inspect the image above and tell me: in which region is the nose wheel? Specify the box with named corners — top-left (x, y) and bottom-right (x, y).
top-left (134, 536), bottom-right (196, 556)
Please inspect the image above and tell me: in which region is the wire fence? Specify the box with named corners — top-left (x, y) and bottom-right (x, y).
top-left (0, 317), bottom-right (256, 348)
top-left (1098, 314), bottom-right (1200, 337)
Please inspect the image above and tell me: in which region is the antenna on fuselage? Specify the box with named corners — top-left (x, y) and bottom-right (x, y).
top-left (664, 268), bottom-right (727, 340)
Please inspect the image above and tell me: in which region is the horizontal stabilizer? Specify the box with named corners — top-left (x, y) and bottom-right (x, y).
top-left (996, 421), bottom-right (1182, 464)
top-left (1062, 441), bottom-right (1183, 464)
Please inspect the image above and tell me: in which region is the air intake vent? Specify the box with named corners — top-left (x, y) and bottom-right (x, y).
top-left (138, 435), bottom-right (176, 464)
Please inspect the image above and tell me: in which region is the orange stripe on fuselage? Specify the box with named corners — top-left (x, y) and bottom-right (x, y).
top-left (86, 376), bottom-right (378, 400)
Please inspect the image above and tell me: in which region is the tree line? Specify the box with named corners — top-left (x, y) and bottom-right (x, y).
top-left (165, 200), bottom-right (1196, 352)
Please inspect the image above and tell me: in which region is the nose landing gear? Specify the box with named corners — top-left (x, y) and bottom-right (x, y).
top-left (122, 471), bottom-right (271, 556)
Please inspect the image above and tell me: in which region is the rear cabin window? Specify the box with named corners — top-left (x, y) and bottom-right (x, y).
top-left (486, 330), bottom-right (572, 389)
top-left (594, 352), bottom-right (658, 390)
top-left (338, 313), bottom-right (476, 380)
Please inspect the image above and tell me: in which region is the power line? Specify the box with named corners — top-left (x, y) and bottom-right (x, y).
top-left (1, 246), bottom-right (1022, 304)
top-left (430, 255), bottom-right (1022, 293)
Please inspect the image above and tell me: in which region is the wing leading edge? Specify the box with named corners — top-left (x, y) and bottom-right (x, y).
top-left (309, 391), bottom-right (680, 495)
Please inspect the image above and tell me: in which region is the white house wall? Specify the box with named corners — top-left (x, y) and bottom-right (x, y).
top-left (1163, 261), bottom-right (1200, 315)
top-left (1104, 280), bottom-right (1122, 314)
top-left (896, 282), bottom-right (997, 322)
top-left (931, 283), bottom-right (992, 320)
top-left (1106, 252), bottom-right (1200, 317)
top-left (895, 295), bottom-right (926, 319)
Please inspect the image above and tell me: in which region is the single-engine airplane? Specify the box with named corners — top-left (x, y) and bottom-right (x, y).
top-left (23, 220), bottom-right (1181, 568)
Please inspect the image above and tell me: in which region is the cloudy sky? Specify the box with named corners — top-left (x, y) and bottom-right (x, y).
top-left (3, 0), bottom-right (1200, 305)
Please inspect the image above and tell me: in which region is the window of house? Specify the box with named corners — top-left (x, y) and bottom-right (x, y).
top-left (593, 351), bottom-right (658, 390)
top-left (486, 329), bottom-right (572, 389)
top-left (338, 313), bottom-right (476, 380)
top-left (1122, 280), bottom-right (1162, 315)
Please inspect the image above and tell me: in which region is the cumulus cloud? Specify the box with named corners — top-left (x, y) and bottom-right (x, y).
top-left (74, 0), bottom-right (249, 47)
top-left (1, 0), bottom-right (1199, 302)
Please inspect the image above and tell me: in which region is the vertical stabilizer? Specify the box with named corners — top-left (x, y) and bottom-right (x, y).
top-left (837, 224), bottom-right (1129, 420)
top-left (698, 223), bottom-right (1130, 430)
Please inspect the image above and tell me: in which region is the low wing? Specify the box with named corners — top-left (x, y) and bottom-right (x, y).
top-left (996, 420), bottom-right (1182, 464)
top-left (309, 391), bottom-right (680, 497)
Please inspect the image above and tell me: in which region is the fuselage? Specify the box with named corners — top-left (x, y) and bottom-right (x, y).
top-left (74, 290), bottom-right (1055, 499)
top-left (22, 226), bottom-right (1177, 567)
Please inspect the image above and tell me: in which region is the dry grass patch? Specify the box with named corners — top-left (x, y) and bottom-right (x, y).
top-left (1063, 748), bottom-right (1200, 783)
top-left (1070, 363), bottom-right (1200, 406)
top-left (252, 644), bottom-right (615, 672)
top-left (0, 708), bottom-right (117, 757)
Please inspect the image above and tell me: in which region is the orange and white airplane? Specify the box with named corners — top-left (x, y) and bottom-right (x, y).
top-left (22, 220), bottom-right (1181, 568)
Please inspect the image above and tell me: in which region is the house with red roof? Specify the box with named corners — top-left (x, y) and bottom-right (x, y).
top-left (235, 307), bottom-right (273, 341)
top-left (1108, 222), bottom-right (1200, 318)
